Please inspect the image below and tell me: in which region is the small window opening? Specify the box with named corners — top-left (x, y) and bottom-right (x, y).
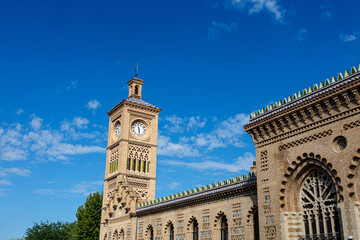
top-left (135, 85), bottom-right (139, 95)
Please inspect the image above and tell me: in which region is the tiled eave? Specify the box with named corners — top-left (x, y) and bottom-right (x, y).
top-left (245, 71), bottom-right (360, 129)
top-left (135, 178), bottom-right (257, 215)
top-left (107, 99), bottom-right (161, 116)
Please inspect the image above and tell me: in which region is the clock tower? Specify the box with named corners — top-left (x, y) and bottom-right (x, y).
top-left (102, 75), bottom-right (161, 204)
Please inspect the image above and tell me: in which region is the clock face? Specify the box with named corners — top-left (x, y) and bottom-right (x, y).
top-left (115, 123), bottom-right (121, 137)
top-left (132, 121), bottom-right (146, 137)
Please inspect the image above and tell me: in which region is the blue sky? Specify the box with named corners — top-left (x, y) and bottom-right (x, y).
top-left (0, 0), bottom-right (359, 238)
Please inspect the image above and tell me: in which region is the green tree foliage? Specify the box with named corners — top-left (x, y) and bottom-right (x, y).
top-left (24, 221), bottom-right (75, 240)
top-left (74, 191), bottom-right (103, 240)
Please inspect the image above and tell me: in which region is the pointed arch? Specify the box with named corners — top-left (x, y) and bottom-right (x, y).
top-left (187, 216), bottom-right (199, 240)
top-left (119, 228), bottom-right (125, 240)
top-left (280, 152), bottom-right (344, 211)
top-left (214, 211), bottom-right (224, 228)
top-left (145, 224), bottom-right (154, 240)
top-left (112, 229), bottom-right (118, 240)
top-left (187, 216), bottom-right (197, 231)
top-left (164, 220), bottom-right (174, 240)
top-left (246, 206), bottom-right (259, 240)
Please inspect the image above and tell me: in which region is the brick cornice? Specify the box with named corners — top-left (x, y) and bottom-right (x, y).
top-left (245, 73), bottom-right (360, 145)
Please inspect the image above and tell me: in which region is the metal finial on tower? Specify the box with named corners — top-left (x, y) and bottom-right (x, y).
top-left (135, 63), bottom-right (138, 78)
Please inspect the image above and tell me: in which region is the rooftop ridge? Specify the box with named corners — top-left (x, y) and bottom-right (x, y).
top-left (136, 172), bottom-right (256, 208)
top-left (126, 97), bottom-right (159, 109)
top-left (249, 64), bottom-right (360, 121)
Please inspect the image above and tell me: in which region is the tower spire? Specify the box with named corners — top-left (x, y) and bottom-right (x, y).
top-left (135, 63), bottom-right (138, 78)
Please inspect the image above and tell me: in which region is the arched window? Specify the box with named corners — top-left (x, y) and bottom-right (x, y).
top-left (147, 226), bottom-right (154, 240)
top-left (135, 85), bottom-right (139, 95)
top-left (169, 224), bottom-right (174, 240)
top-left (220, 216), bottom-right (228, 240)
top-left (127, 158), bottom-right (131, 170)
top-left (119, 229), bottom-right (125, 240)
top-left (193, 220), bottom-right (199, 240)
top-left (300, 170), bottom-right (341, 239)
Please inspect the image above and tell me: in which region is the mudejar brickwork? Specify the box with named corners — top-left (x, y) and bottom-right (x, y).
top-left (100, 65), bottom-right (360, 240)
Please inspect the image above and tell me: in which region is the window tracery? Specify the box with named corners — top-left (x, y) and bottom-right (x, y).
top-left (127, 143), bottom-right (150, 173)
top-left (300, 170), bottom-right (341, 239)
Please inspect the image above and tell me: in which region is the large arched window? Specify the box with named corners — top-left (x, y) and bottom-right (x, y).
top-left (193, 220), bottom-right (199, 240)
top-left (300, 170), bottom-right (341, 239)
top-left (220, 216), bottom-right (228, 240)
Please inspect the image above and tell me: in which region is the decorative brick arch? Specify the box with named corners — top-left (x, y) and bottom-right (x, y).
top-left (246, 205), bottom-right (258, 226)
top-left (145, 224), bottom-right (154, 240)
top-left (112, 228), bottom-right (118, 240)
top-left (279, 152), bottom-right (344, 211)
top-left (118, 228), bottom-right (125, 240)
top-left (347, 148), bottom-right (360, 200)
top-left (214, 211), bottom-right (225, 228)
top-left (187, 216), bottom-right (197, 231)
top-left (164, 220), bottom-right (174, 235)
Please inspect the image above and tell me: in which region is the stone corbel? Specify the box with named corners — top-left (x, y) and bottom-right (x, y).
top-left (249, 129), bottom-right (258, 142)
top-left (278, 118), bottom-right (286, 132)
top-left (259, 126), bottom-right (266, 139)
top-left (315, 103), bottom-right (324, 119)
top-left (342, 92), bottom-right (351, 108)
top-left (323, 99), bottom-right (333, 115)
top-left (351, 88), bottom-right (360, 105)
top-left (299, 109), bottom-right (308, 124)
top-left (307, 106), bottom-right (315, 121)
top-left (264, 123), bottom-right (273, 137)
top-left (271, 121), bottom-right (280, 135)
top-left (333, 96), bottom-right (342, 112)
top-left (292, 112), bottom-right (300, 126)
top-left (285, 115), bottom-right (292, 130)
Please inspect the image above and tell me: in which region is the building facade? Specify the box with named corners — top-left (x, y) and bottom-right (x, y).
top-left (100, 65), bottom-right (360, 240)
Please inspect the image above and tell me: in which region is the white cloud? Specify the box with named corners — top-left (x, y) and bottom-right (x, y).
top-left (295, 28), bottom-right (308, 42)
top-left (339, 33), bottom-right (357, 42)
top-left (16, 109), bottom-right (24, 115)
top-left (163, 115), bottom-right (206, 133)
top-left (0, 179), bottom-right (11, 185)
top-left (192, 113), bottom-right (249, 150)
top-left (72, 117), bottom-right (89, 129)
top-left (208, 21), bottom-right (237, 39)
top-left (30, 115), bottom-right (43, 131)
top-left (35, 189), bottom-right (56, 195)
top-left (67, 79), bottom-right (78, 90)
top-left (158, 135), bottom-right (200, 158)
top-left (0, 167), bottom-right (31, 177)
top-left (0, 115), bottom-right (106, 162)
top-left (164, 115), bottom-right (184, 133)
top-left (229, 0), bottom-right (285, 22)
top-left (0, 146), bottom-right (28, 161)
top-left (187, 116), bottom-right (207, 131)
top-left (86, 99), bottom-right (101, 113)
top-left (158, 113), bottom-right (249, 157)
top-left (36, 180), bottom-right (103, 197)
top-left (320, 4), bottom-right (332, 18)
top-left (60, 117), bottom-right (105, 141)
top-left (163, 152), bottom-right (255, 173)
top-left (167, 181), bottom-right (181, 189)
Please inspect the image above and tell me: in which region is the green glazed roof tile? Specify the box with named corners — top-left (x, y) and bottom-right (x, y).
top-left (249, 65), bottom-right (359, 120)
